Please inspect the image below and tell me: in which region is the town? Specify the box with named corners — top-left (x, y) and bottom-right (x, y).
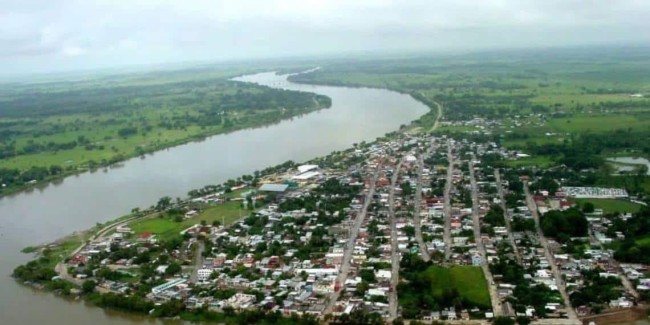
top-left (15, 131), bottom-right (649, 325)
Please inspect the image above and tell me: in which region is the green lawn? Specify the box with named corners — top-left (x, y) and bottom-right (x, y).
top-left (128, 201), bottom-right (252, 241)
top-left (423, 265), bottom-right (491, 308)
top-left (506, 156), bottom-right (554, 168)
top-left (572, 198), bottom-right (643, 214)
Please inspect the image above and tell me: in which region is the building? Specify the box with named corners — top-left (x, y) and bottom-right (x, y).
top-left (197, 268), bottom-right (214, 281)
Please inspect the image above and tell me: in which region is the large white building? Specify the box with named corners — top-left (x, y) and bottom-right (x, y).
top-left (197, 268), bottom-right (215, 281)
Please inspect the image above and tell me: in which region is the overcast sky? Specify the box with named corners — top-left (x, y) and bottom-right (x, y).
top-left (1, 0), bottom-right (650, 76)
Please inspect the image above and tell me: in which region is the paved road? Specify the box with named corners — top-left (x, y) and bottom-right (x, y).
top-left (54, 212), bottom-right (154, 283)
top-left (469, 155), bottom-right (502, 316)
top-left (413, 154), bottom-right (431, 262)
top-left (388, 159), bottom-right (403, 320)
top-left (427, 100), bottom-right (444, 133)
top-left (523, 181), bottom-right (578, 320)
top-left (494, 169), bottom-right (521, 263)
top-left (189, 240), bottom-right (205, 284)
top-left (324, 162), bottom-right (382, 315)
top-left (443, 141), bottom-right (454, 261)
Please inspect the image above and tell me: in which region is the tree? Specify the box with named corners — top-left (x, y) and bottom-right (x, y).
top-left (165, 262), bottom-right (181, 276)
top-left (582, 202), bottom-right (595, 214)
top-left (82, 280), bottom-right (97, 294)
top-left (403, 225), bottom-right (416, 238)
top-left (493, 316), bottom-right (515, 325)
top-left (156, 196), bottom-right (172, 210)
top-left (356, 281), bottom-right (369, 296)
top-left (401, 181), bottom-right (414, 196)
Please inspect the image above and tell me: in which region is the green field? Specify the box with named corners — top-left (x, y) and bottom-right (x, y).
top-left (128, 201), bottom-right (249, 241)
top-left (288, 49), bottom-right (650, 149)
top-left (572, 198), bottom-right (644, 214)
top-left (506, 156), bottom-right (554, 168)
top-left (0, 66), bottom-right (330, 196)
top-left (423, 265), bottom-right (491, 308)
top-left (547, 114), bottom-right (649, 133)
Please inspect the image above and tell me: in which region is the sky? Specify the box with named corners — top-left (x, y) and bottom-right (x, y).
top-left (1, 0), bottom-right (650, 76)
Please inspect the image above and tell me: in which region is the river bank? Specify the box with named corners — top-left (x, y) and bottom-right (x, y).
top-left (1, 70), bottom-right (430, 324)
top-left (0, 92), bottom-right (329, 198)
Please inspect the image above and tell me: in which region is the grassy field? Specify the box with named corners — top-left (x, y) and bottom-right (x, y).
top-left (547, 114), bottom-right (649, 133)
top-left (0, 65), bottom-right (331, 196)
top-left (572, 198), bottom-right (644, 214)
top-left (128, 201), bottom-right (250, 241)
top-left (506, 156), bottom-right (554, 168)
top-left (423, 265), bottom-right (491, 308)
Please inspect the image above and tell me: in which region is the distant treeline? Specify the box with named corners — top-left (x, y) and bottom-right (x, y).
top-left (0, 79), bottom-right (329, 118)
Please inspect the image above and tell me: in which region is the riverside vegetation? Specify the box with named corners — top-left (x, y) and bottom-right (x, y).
top-left (0, 67), bottom-right (330, 195)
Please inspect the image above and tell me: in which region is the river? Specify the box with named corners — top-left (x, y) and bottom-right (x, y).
top-left (0, 71), bottom-right (429, 324)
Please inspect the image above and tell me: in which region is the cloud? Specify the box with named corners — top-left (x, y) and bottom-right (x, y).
top-left (0, 0), bottom-right (649, 75)
top-left (62, 45), bottom-right (86, 57)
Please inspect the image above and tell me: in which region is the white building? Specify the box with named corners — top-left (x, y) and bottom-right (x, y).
top-left (197, 268), bottom-right (214, 281)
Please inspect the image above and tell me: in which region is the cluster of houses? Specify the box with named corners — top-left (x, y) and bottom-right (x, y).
top-left (56, 132), bottom-right (648, 323)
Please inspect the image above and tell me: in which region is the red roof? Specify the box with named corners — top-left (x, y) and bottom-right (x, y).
top-left (139, 231), bottom-right (153, 239)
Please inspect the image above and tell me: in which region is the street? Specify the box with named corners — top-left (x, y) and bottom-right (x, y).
top-left (494, 169), bottom-right (521, 263)
top-left (324, 162), bottom-right (382, 314)
top-left (469, 155), bottom-right (502, 316)
top-left (523, 181), bottom-right (579, 320)
top-left (443, 141), bottom-right (454, 262)
top-left (388, 159), bottom-right (403, 320)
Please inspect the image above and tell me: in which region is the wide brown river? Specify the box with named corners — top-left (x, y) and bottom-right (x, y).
top-left (0, 72), bottom-right (429, 324)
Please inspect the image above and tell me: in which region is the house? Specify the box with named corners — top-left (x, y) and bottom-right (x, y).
top-left (137, 232), bottom-right (156, 244)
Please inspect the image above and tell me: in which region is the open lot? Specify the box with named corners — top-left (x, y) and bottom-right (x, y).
top-left (423, 265), bottom-right (491, 308)
top-left (572, 198), bottom-right (644, 214)
top-left (128, 201), bottom-right (248, 241)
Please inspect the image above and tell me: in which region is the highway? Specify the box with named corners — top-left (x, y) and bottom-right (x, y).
top-left (324, 162), bottom-right (382, 315)
top-left (523, 181), bottom-right (579, 321)
top-left (468, 155), bottom-right (502, 316)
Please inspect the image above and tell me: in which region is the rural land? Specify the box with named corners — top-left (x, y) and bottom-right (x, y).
top-left (11, 48), bottom-right (650, 325)
top-left (0, 65), bottom-right (331, 195)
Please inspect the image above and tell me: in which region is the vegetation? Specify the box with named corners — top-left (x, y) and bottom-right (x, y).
top-left (398, 253), bottom-right (490, 319)
top-left (287, 48), bottom-right (650, 204)
top-left (490, 257), bottom-right (557, 317)
top-left (129, 200), bottom-right (250, 241)
top-left (540, 208), bottom-right (588, 242)
top-left (608, 207), bottom-right (650, 264)
top-left (570, 269), bottom-right (623, 313)
top-left (572, 198), bottom-right (643, 214)
top-left (0, 67), bottom-right (330, 195)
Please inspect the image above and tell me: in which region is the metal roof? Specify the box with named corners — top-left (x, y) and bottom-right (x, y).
top-left (258, 183), bottom-right (289, 192)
